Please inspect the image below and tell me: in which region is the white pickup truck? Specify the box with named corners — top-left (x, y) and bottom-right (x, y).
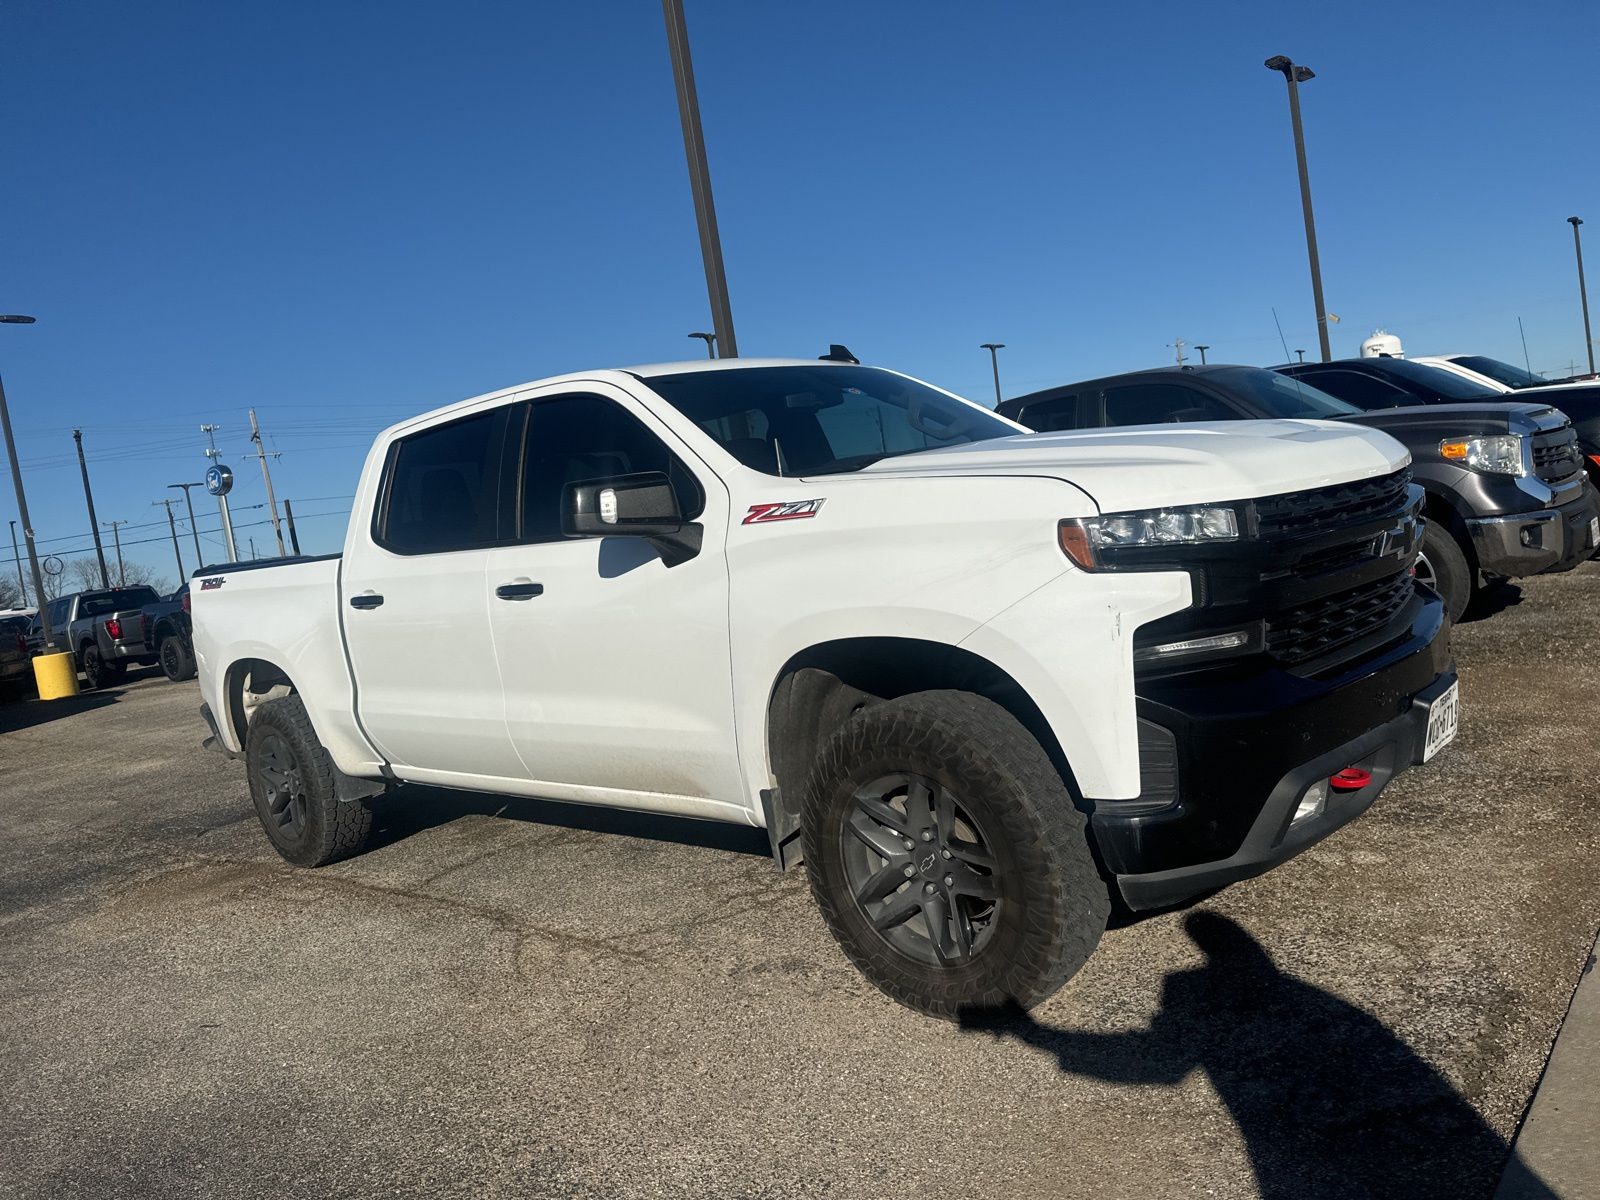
top-left (193, 356), bottom-right (1459, 1016)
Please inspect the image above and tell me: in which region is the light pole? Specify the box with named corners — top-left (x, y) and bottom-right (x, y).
top-left (0, 314), bottom-right (57, 648)
top-left (663, 0), bottom-right (738, 357)
top-left (980, 343), bottom-right (1006, 406)
top-left (1295, 349), bottom-right (1307, 363)
top-left (1265, 55), bottom-right (1331, 363)
top-left (1195, 344), bottom-right (1210, 365)
top-left (1568, 217), bottom-right (1594, 376)
top-left (168, 482), bottom-right (205, 566)
top-left (688, 331), bottom-right (717, 359)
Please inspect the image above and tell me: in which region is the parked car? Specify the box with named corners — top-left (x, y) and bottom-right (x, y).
top-left (999, 363), bottom-right (1600, 621)
top-left (141, 583), bottom-right (196, 681)
top-left (1413, 355), bottom-right (1600, 394)
top-left (0, 613), bottom-right (32, 698)
top-left (33, 585), bottom-right (164, 688)
top-left (192, 357), bottom-right (1459, 1017)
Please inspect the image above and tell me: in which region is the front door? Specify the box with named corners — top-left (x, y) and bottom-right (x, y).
top-left (341, 403), bottom-right (527, 782)
top-left (483, 384), bottom-right (744, 817)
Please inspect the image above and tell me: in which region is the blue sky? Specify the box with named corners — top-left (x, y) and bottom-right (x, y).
top-left (2, 0), bottom-right (1596, 580)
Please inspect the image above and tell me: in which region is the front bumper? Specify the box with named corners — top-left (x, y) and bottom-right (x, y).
top-left (1466, 485), bottom-right (1600, 576)
top-left (1093, 591), bottom-right (1454, 910)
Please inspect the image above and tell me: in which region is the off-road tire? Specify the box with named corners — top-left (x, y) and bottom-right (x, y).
top-left (245, 695), bottom-right (373, 868)
top-left (80, 645), bottom-right (125, 690)
top-left (801, 690), bottom-right (1110, 1019)
top-left (1416, 524), bottom-right (1473, 624)
top-left (159, 635), bottom-right (196, 682)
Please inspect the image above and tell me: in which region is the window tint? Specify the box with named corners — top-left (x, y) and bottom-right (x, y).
top-left (519, 394), bottom-right (704, 543)
top-left (645, 365), bottom-right (1012, 476)
top-left (1206, 368), bottom-right (1360, 418)
top-left (52, 598), bottom-right (70, 626)
top-left (1017, 394), bottom-right (1081, 432)
top-left (1283, 368), bottom-right (1413, 410)
top-left (80, 587), bottom-right (161, 618)
top-left (1453, 356), bottom-right (1547, 389)
top-left (379, 408), bottom-right (508, 554)
top-left (1102, 383), bottom-right (1240, 426)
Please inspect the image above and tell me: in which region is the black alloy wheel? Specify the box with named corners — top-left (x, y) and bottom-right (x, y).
top-left (841, 773), bottom-right (1000, 966)
top-left (253, 730), bottom-right (309, 840)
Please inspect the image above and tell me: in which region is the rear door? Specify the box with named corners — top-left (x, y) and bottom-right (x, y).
top-left (483, 382), bottom-right (744, 815)
top-left (340, 403), bottom-right (528, 782)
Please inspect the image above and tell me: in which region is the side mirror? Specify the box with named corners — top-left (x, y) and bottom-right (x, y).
top-left (562, 471), bottom-right (703, 567)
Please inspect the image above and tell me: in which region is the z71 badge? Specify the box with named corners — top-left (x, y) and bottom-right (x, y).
top-left (743, 499), bottom-right (826, 525)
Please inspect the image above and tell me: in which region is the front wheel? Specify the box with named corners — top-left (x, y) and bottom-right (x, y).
top-left (801, 690), bottom-right (1110, 1019)
top-left (245, 695), bottom-right (373, 867)
top-left (1414, 524), bottom-right (1473, 624)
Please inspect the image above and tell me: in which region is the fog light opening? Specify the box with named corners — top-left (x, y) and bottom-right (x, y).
top-left (1292, 780), bottom-right (1328, 824)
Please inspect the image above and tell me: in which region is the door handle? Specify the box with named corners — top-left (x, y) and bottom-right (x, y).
top-left (349, 593), bottom-right (385, 610)
top-left (495, 581), bottom-right (544, 601)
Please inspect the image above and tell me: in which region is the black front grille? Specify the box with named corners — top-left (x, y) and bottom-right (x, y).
top-left (1532, 427), bottom-right (1581, 481)
top-left (1254, 469), bottom-right (1413, 537)
top-left (1266, 571), bottom-right (1416, 666)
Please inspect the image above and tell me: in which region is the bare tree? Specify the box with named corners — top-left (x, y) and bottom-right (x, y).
top-left (0, 576), bottom-right (25, 611)
top-left (61, 557), bottom-right (170, 596)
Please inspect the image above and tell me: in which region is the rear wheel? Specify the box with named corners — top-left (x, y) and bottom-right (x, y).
top-left (1414, 523), bottom-right (1473, 624)
top-left (159, 635), bottom-right (196, 682)
top-left (801, 690), bottom-right (1109, 1019)
top-left (81, 646), bottom-right (126, 690)
top-left (245, 695), bottom-right (373, 867)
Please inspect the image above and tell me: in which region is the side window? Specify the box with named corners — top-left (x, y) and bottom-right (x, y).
top-left (377, 407), bottom-right (509, 554)
top-left (53, 598), bottom-right (71, 627)
top-left (1102, 384), bottom-right (1240, 426)
top-left (1018, 394), bottom-right (1080, 432)
top-left (1290, 369), bottom-right (1411, 410)
top-left (519, 394), bottom-right (705, 544)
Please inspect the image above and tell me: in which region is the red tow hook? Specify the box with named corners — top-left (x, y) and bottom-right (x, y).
top-left (1329, 767), bottom-right (1372, 792)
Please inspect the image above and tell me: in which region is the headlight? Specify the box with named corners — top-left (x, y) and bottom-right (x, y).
top-left (1439, 434), bottom-right (1526, 477)
top-left (1058, 504), bottom-right (1239, 570)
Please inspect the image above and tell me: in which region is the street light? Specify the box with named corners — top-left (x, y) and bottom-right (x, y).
top-left (688, 331), bottom-right (717, 359)
top-left (0, 314), bottom-right (59, 648)
top-left (1568, 217), bottom-right (1594, 377)
top-left (1195, 344), bottom-right (1210, 365)
top-left (1264, 55), bottom-right (1331, 363)
top-left (980, 343), bottom-right (1006, 406)
top-left (1295, 349), bottom-right (1307, 363)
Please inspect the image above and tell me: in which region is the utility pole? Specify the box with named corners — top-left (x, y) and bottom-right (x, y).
top-left (1195, 344), bottom-right (1210, 364)
top-left (71, 429), bottom-right (111, 587)
top-left (283, 498), bottom-right (302, 555)
top-left (979, 343), bottom-right (1006, 405)
top-left (102, 520), bottom-right (127, 585)
top-left (9, 519), bottom-right (25, 606)
top-left (1568, 217), bottom-right (1594, 376)
top-left (1265, 56), bottom-right (1332, 363)
top-left (248, 536), bottom-right (258, 560)
top-left (200, 425), bottom-right (238, 562)
top-left (663, 0), bottom-right (738, 357)
top-left (0, 313), bottom-right (56, 648)
top-left (248, 408), bottom-right (287, 555)
top-left (154, 498), bottom-right (184, 580)
top-left (167, 482), bottom-right (205, 566)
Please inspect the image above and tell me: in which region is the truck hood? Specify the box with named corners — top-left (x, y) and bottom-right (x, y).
top-left (1337, 400), bottom-right (1567, 438)
top-left (845, 420), bottom-right (1410, 514)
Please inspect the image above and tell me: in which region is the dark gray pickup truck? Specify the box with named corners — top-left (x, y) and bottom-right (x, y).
top-left (32, 586), bottom-right (163, 689)
top-left (999, 363), bottom-right (1599, 621)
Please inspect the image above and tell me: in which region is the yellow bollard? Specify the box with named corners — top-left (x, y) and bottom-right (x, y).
top-left (32, 650), bottom-right (80, 700)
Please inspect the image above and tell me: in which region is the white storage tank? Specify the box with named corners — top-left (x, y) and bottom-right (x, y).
top-left (1360, 330), bottom-right (1404, 358)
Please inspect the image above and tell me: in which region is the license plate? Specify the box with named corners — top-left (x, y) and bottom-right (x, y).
top-left (1422, 680), bottom-right (1460, 763)
top-left (1589, 516), bottom-right (1598, 547)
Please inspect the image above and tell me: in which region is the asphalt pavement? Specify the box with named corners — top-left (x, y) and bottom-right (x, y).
top-left (2, 564), bottom-right (1598, 1199)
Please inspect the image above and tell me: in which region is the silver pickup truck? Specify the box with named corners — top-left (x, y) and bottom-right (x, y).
top-left (32, 586), bottom-right (163, 688)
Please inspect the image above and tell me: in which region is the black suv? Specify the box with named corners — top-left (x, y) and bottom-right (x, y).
top-left (999, 363), bottom-right (1600, 621)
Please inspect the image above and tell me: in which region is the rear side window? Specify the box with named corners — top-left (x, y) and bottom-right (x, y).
top-left (377, 408), bottom-right (509, 554)
top-left (1017, 394), bottom-right (1081, 432)
top-left (1103, 384), bottom-right (1239, 426)
top-left (519, 394), bottom-right (704, 543)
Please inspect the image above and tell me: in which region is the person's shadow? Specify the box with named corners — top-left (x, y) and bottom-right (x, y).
top-left (961, 913), bottom-right (1554, 1199)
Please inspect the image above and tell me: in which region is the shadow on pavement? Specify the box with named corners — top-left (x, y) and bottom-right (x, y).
top-left (0, 688), bottom-right (123, 735)
top-left (1461, 579), bottom-right (1524, 623)
top-left (961, 913), bottom-right (1554, 1200)
top-left (366, 783), bottom-right (773, 859)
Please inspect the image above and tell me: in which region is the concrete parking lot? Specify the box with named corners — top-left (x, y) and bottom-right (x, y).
top-left (3, 566), bottom-right (1597, 1200)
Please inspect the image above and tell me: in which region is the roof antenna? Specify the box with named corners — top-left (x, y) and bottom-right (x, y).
top-left (819, 344), bottom-right (859, 364)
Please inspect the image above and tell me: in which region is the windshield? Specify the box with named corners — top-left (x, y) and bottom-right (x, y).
top-left (1452, 356), bottom-right (1549, 389)
top-left (79, 587), bottom-right (160, 617)
top-left (643, 365), bottom-right (1015, 476)
top-left (1209, 367), bottom-right (1360, 418)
